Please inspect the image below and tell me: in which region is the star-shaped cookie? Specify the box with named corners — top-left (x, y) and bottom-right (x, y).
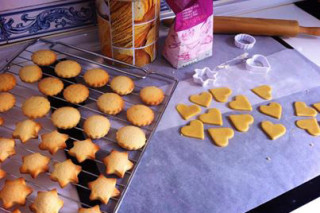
top-left (88, 175), bottom-right (120, 204)
top-left (30, 189), bottom-right (64, 213)
top-left (103, 150), bottom-right (133, 178)
top-left (20, 153), bottom-right (50, 178)
top-left (50, 159), bottom-right (82, 188)
top-left (68, 139), bottom-right (100, 163)
top-left (0, 178), bottom-right (33, 209)
top-left (79, 205), bottom-right (101, 213)
top-left (13, 119), bottom-right (41, 143)
top-left (0, 137), bottom-right (16, 162)
top-left (39, 130), bottom-right (68, 155)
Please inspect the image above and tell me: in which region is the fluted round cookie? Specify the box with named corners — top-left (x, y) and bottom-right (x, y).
top-left (31, 49), bottom-right (57, 66)
top-left (0, 92), bottom-right (15, 112)
top-left (54, 60), bottom-right (81, 78)
top-left (51, 107), bottom-right (81, 129)
top-left (63, 84), bottom-right (89, 104)
top-left (19, 65), bottom-right (42, 83)
top-left (22, 96), bottom-right (50, 119)
top-left (83, 115), bottom-right (110, 139)
top-left (38, 77), bottom-right (64, 96)
top-left (84, 68), bottom-right (109, 87)
top-left (0, 73), bottom-right (16, 92)
top-left (126, 104), bottom-right (154, 126)
top-left (140, 86), bottom-right (164, 105)
top-left (116, 126), bottom-right (146, 150)
top-left (110, 76), bottom-right (135, 95)
top-left (97, 93), bottom-right (124, 115)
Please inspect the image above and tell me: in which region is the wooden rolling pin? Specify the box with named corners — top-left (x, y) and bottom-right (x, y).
top-left (163, 16), bottom-right (320, 37)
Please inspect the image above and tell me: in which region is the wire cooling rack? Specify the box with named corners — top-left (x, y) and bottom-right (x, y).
top-left (0, 38), bottom-right (178, 213)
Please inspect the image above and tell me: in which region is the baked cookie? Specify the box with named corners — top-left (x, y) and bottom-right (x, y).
top-left (11, 209), bottom-right (21, 213)
top-left (19, 65), bottom-right (42, 83)
top-left (0, 166), bottom-right (5, 179)
top-left (22, 96), bottom-right (50, 119)
top-left (51, 107), bottom-right (81, 129)
top-left (88, 175), bottom-right (120, 204)
top-left (116, 126), bottom-right (146, 150)
top-left (0, 178), bottom-right (33, 209)
top-left (50, 159), bottom-right (82, 188)
top-left (83, 115), bottom-right (111, 139)
top-left (126, 104), bottom-right (154, 126)
top-left (30, 189), bottom-right (64, 213)
top-left (0, 92), bottom-right (15, 112)
top-left (39, 130), bottom-right (68, 155)
top-left (63, 84), bottom-right (89, 104)
top-left (13, 119), bottom-right (41, 143)
top-left (0, 137), bottom-right (15, 162)
top-left (54, 60), bottom-right (81, 78)
top-left (79, 205), bottom-right (101, 213)
top-left (103, 150), bottom-right (133, 178)
top-left (20, 152), bottom-right (50, 178)
top-left (31, 49), bottom-right (57, 66)
top-left (0, 117), bottom-right (3, 126)
top-left (97, 93), bottom-right (124, 115)
top-left (68, 139), bottom-right (100, 163)
top-left (110, 76), bottom-right (135, 95)
top-left (83, 68), bottom-right (109, 87)
top-left (38, 77), bottom-right (64, 96)
top-left (0, 73), bottom-right (16, 92)
top-left (140, 86), bottom-right (164, 105)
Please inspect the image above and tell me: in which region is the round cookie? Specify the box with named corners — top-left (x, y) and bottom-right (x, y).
top-left (0, 92), bottom-right (15, 112)
top-left (31, 49), bottom-right (57, 66)
top-left (84, 68), bottom-right (109, 88)
top-left (38, 77), bottom-right (64, 96)
top-left (116, 126), bottom-right (146, 150)
top-left (54, 60), bottom-right (81, 78)
top-left (83, 115), bottom-right (110, 139)
top-left (22, 96), bottom-right (50, 119)
top-left (140, 86), bottom-right (164, 105)
top-left (97, 93), bottom-right (124, 115)
top-left (110, 76), bottom-right (134, 95)
top-left (0, 73), bottom-right (16, 92)
top-left (51, 107), bottom-right (81, 129)
top-left (19, 65), bottom-right (42, 83)
top-left (63, 84), bottom-right (89, 104)
top-left (126, 104), bottom-right (154, 126)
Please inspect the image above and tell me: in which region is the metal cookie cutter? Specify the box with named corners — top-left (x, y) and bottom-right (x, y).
top-left (193, 67), bottom-right (218, 87)
top-left (234, 34), bottom-right (256, 50)
top-left (246, 54), bottom-right (271, 73)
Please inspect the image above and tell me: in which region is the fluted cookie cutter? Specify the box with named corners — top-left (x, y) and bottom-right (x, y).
top-left (246, 54), bottom-right (271, 73)
top-left (234, 34), bottom-right (256, 50)
top-left (193, 67), bottom-right (218, 87)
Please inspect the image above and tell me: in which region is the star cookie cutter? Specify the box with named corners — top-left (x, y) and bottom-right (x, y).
top-left (193, 67), bottom-right (218, 87)
top-left (246, 54), bottom-right (271, 73)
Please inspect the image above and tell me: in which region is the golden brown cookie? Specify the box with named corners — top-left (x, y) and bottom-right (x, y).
top-left (0, 166), bottom-right (5, 179)
top-left (83, 68), bottom-right (109, 88)
top-left (140, 86), bottom-right (164, 106)
top-left (79, 205), bottom-right (101, 213)
top-left (0, 178), bottom-right (33, 209)
top-left (51, 107), bottom-right (81, 129)
top-left (31, 49), bottom-right (57, 66)
top-left (0, 117), bottom-right (3, 126)
top-left (30, 189), bottom-right (64, 213)
top-left (0, 92), bottom-right (15, 112)
top-left (50, 159), bottom-right (82, 188)
top-left (19, 65), bottom-right (42, 83)
top-left (83, 115), bottom-right (111, 139)
top-left (126, 104), bottom-right (154, 126)
top-left (54, 60), bottom-right (81, 78)
top-left (110, 76), bottom-right (135, 95)
top-left (103, 150), bottom-right (133, 178)
top-left (11, 209), bottom-right (21, 213)
top-left (13, 119), bottom-right (41, 143)
top-left (68, 139), bottom-right (100, 163)
top-left (63, 84), bottom-right (89, 104)
top-left (88, 175), bottom-right (120, 204)
top-left (39, 130), bottom-right (68, 155)
top-left (20, 152), bottom-right (50, 178)
top-left (116, 126), bottom-right (146, 150)
top-left (0, 137), bottom-right (15, 162)
top-left (38, 77), bottom-right (64, 96)
top-left (22, 96), bottom-right (50, 119)
top-left (0, 73), bottom-right (16, 92)
top-left (97, 93), bottom-right (125, 115)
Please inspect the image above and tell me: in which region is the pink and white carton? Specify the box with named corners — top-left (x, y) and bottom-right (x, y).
top-left (162, 0), bottom-right (213, 68)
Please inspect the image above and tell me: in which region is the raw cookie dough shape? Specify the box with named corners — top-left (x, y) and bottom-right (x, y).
top-left (181, 120), bottom-right (204, 140)
top-left (208, 128), bottom-right (234, 147)
top-left (176, 104), bottom-right (201, 120)
top-left (209, 87), bottom-right (232, 103)
top-left (251, 85), bottom-right (272, 100)
top-left (261, 121), bottom-right (286, 140)
top-left (296, 118), bottom-right (320, 136)
top-left (313, 103), bottom-right (320, 112)
top-left (189, 92), bottom-right (212, 107)
top-left (229, 114), bottom-right (254, 132)
top-left (228, 95), bottom-right (252, 111)
top-left (294, 102), bottom-right (317, 117)
top-left (199, 108), bottom-right (222, 126)
top-left (259, 102), bottom-right (282, 119)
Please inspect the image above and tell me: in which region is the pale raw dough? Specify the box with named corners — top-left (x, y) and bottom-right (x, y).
top-left (199, 108), bottom-right (222, 126)
top-left (296, 118), bottom-right (320, 136)
top-left (181, 120), bottom-right (204, 140)
top-left (208, 128), bottom-right (234, 147)
top-left (261, 121), bottom-right (286, 140)
top-left (251, 85), bottom-right (272, 100)
top-left (228, 95), bottom-right (252, 111)
top-left (189, 92), bottom-right (212, 107)
top-left (176, 104), bottom-right (201, 120)
top-left (229, 114), bottom-right (254, 132)
top-left (294, 101), bottom-right (317, 117)
top-left (259, 102), bottom-right (282, 119)
top-left (209, 87), bottom-right (232, 103)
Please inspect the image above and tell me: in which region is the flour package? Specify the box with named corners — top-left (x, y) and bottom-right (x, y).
top-left (162, 0), bottom-right (213, 68)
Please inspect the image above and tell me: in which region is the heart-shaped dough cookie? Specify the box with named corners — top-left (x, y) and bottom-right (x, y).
top-left (261, 121), bottom-right (286, 140)
top-left (312, 103), bottom-right (320, 112)
top-left (208, 128), bottom-right (234, 147)
top-left (176, 104), bottom-right (201, 120)
top-left (181, 120), bottom-right (204, 140)
top-left (259, 102), bottom-right (282, 119)
top-left (229, 114), bottom-right (254, 132)
top-left (199, 108), bottom-right (222, 126)
top-left (189, 92), bottom-right (212, 107)
top-left (296, 118), bottom-right (320, 136)
top-left (209, 87), bottom-right (232, 103)
top-left (228, 95), bottom-right (252, 111)
top-left (294, 102), bottom-right (317, 117)
top-left (251, 85), bottom-right (272, 100)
